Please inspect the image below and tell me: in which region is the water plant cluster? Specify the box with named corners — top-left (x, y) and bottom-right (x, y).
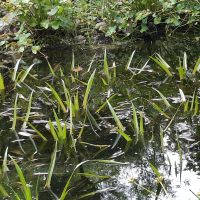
top-left (0, 49), bottom-right (200, 199)
top-left (0, 0), bottom-right (200, 53)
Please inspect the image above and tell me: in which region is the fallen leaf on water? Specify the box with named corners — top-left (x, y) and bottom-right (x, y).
top-left (72, 66), bottom-right (83, 72)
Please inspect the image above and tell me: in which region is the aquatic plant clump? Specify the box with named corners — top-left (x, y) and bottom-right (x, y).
top-left (0, 49), bottom-right (200, 199)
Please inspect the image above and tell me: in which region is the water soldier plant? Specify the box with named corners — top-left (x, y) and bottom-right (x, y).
top-left (0, 51), bottom-right (200, 199)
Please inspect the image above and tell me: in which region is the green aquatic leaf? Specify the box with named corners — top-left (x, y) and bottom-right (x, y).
top-left (154, 16), bottom-right (161, 24)
top-left (10, 156), bottom-right (32, 200)
top-left (46, 83), bottom-right (67, 113)
top-left (153, 88), bottom-right (171, 108)
top-left (83, 70), bottom-right (96, 111)
top-left (150, 54), bottom-right (173, 77)
top-left (27, 122), bottom-right (47, 141)
top-left (193, 57), bottom-right (200, 75)
top-left (132, 103), bottom-right (139, 140)
top-left (45, 142), bottom-right (57, 189)
top-left (51, 20), bottom-right (61, 30)
top-left (12, 58), bottom-right (21, 82)
top-left (107, 101), bottom-right (124, 131)
top-left (12, 93), bottom-right (18, 131)
top-left (105, 26), bottom-right (116, 36)
top-left (125, 50), bottom-right (136, 70)
top-left (0, 73), bottom-right (5, 90)
top-left (103, 49), bottom-right (110, 82)
top-left (48, 6), bottom-right (59, 16)
top-left (41, 19), bottom-right (50, 29)
top-left (152, 102), bottom-right (170, 119)
top-left (0, 184), bottom-right (9, 198)
top-left (31, 46), bottom-right (41, 54)
top-left (117, 129), bottom-right (132, 142)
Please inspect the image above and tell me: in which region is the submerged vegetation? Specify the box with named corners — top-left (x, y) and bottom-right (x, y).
top-left (0, 0), bottom-right (200, 200)
top-left (0, 49), bottom-right (200, 199)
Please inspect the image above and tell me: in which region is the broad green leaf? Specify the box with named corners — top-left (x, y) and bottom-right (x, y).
top-left (31, 46), bottom-right (41, 54)
top-left (48, 6), bottom-right (59, 16)
top-left (41, 19), bottom-right (50, 29)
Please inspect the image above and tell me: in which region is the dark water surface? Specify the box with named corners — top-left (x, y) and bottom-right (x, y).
top-left (0, 35), bottom-right (200, 200)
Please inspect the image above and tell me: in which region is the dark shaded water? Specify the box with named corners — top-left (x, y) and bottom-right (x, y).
top-left (0, 35), bottom-right (200, 200)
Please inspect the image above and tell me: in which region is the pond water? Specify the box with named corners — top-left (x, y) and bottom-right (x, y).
top-left (0, 35), bottom-right (200, 200)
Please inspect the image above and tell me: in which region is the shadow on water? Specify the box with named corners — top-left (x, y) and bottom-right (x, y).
top-left (0, 35), bottom-right (200, 199)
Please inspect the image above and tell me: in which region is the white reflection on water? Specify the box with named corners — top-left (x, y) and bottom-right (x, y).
top-left (163, 151), bottom-right (200, 200)
top-left (98, 132), bottom-right (200, 200)
top-left (99, 151), bottom-right (200, 200)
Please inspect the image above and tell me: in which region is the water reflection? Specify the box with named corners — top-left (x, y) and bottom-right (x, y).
top-left (0, 35), bottom-right (200, 199)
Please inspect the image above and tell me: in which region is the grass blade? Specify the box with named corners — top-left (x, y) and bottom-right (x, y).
top-left (9, 156), bottom-right (32, 200)
top-left (125, 50), bottom-right (135, 70)
top-left (150, 54), bottom-right (173, 77)
top-left (46, 83), bottom-right (67, 113)
top-left (107, 100), bottom-right (124, 131)
top-left (139, 112), bottom-right (144, 137)
top-left (18, 64), bottom-right (35, 83)
top-left (160, 126), bottom-right (164, 152)
top-left (2, 147), bottom-right (9, 174)
top-left (132, 103), bottom-right (139, 142)
top-left (12, 93), bottom-right (19, 131)
top-left (0, 184), bottom-right (9, 198)
top-left (53, 109), bottom-right (63, 140)
top-left (117, 129), bottom-right (132, 142)
top-left (190, 90), bottom-right (196, 111)
top-left (152, 102), bottom-right (170, 119)
top-left (27, 122), bottom-right (47, 141)
top-left (95, 94), bottom-right (116, 113)
top-left (183, 52), bottom-right (187, 71)
top-left (87, 108), bottom-right (101, 131)
top-left (192, 57), bottom-right (200, 75)
top-left (22, 91), bottom-right (33, 129)
top-left (193, 95), bottom-right (198, 116)
top-left (45, 142), bottom-right (57, 189)
top-left (71, 52), bottom-right (75, 71)
top-left (69, 99), bottom-right (76, 152)
top-left (83, 70), bottom-right (96, 111)
top-left (49, 119), bottom-right (58, 141)
top-left (46, 59), bottom-right (55, 77)
top-left (153, 88), bottom-right (171, 108)
top-left (12, 58), bottom-right (21, 81)
top-left (0, 73), bottom-right (5, 90)
top-left (103, 49), bottom-right (110, 82)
